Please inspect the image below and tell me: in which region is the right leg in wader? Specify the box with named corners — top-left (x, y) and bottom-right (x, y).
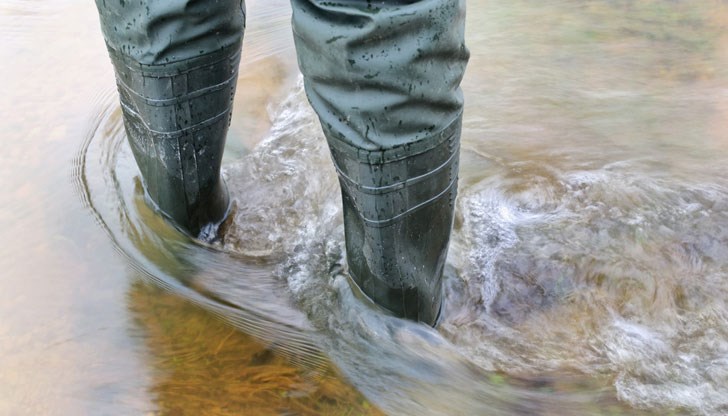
top-left (291, 0), bottom-right (470, 325)
top-left (94, 0), bottom-right (246, 238)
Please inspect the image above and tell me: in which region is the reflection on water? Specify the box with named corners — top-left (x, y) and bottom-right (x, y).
top-left (3, 0), bottom-right (728, 414)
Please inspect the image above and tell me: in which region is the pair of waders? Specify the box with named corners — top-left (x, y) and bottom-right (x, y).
top-left (95, 0), bottom-right (469, 325)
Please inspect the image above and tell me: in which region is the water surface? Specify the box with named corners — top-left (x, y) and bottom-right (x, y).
top-left (2, 0), bottom-right (728, 414)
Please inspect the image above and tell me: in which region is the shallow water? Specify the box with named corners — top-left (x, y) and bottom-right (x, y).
top-left (2, 0), bottom-right (728, 415)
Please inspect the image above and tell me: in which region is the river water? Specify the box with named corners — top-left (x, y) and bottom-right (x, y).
top-left (2, 0), bottom-right (728, 415)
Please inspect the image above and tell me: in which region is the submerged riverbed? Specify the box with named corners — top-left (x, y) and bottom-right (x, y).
top-left (2, 1), bottom-right (728, 414)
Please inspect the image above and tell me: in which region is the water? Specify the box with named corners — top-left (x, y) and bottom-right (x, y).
top-left (2, 0), bottom-right (728, 414)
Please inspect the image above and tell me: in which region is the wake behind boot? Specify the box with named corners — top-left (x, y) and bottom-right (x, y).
top-left (94, 0), bottom-right (245, 238)
top-left (327, 120), bottom-right (461, 326)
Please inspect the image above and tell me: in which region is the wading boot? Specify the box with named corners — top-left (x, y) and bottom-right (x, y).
top-left (292, 0), bottom-right (469, 324)
top-left (328, 120), bottom-right (461, 325)
top-left (94, 0), bottom-right (245, 238)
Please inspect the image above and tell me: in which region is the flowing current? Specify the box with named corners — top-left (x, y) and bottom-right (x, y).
top-left (3, 0), bottom-right (728, 414)
top-left (79, 74), bottom-right (728, 416)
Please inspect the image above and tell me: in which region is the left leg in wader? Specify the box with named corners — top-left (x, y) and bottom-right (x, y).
top-left (94, 0), bottom-right (245, 238)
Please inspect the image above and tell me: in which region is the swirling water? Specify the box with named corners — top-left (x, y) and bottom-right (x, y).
top-left (2, 0), bottom-right (728, 415)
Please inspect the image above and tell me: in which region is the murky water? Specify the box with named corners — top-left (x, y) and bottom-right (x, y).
top-left (2, 0), bottom-right (728, 414)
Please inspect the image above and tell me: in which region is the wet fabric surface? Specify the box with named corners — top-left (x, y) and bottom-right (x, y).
top-left (95, 0), bottom-right (245, 65)
top-left (292, 0), bottom-right (468, 150)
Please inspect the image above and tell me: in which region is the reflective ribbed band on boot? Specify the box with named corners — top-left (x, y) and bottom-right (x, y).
top-left (107, 43), bottom-right (241, 236)
top-left (331, 116), bottom-right (461, 325)
top-left (328, 116), bottom-right (461, 227)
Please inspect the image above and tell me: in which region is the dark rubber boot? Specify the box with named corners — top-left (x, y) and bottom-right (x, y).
top-left (94, 0), bottom-right (245, 237)
top-left (328, 119), bottom-right (461, 325)
top-left (108, 48), bottom-right (239, 237)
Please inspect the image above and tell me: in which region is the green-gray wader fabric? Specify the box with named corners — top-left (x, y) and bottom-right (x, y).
top-left (94, 0), bottom-right (245, 237)
top-left (292, 0), bottom-right (468, 325)
top-left (95, 0), bottom-right (468, 325)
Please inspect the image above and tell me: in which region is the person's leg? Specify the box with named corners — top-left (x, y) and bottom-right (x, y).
top-left (94, 0), bottom-right (246, 238)
top-left (291, 0), bottom-right (469, 324)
